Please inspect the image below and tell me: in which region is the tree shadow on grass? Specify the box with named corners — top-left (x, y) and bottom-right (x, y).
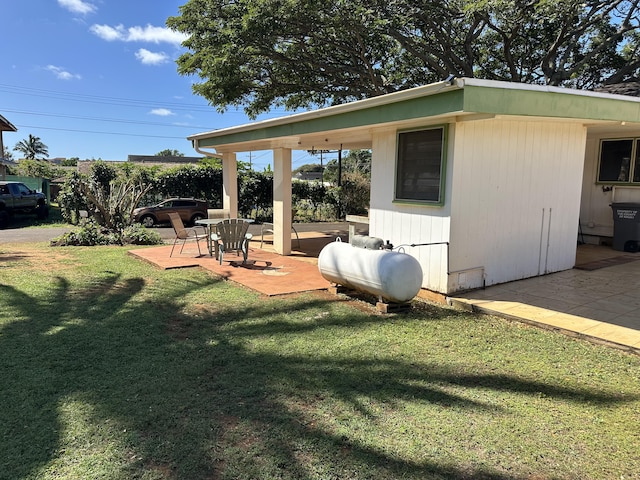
top-left (0, 274), bottom-right (637, 480)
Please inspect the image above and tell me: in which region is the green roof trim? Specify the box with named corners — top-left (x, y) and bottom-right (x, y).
top-left (462, 85), bottom-right (640, 122)
top-left (196, 90), bottom-right (464, 148)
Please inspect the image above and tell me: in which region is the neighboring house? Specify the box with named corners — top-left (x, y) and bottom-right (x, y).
top-left (0, 114), bottom-right (18, 180)
top-left (294, 171), bottom-right (323, 182)
top-left (188, 77), bottom-right (640, 296)
top-left (127, 155), bottom-right (204, 165)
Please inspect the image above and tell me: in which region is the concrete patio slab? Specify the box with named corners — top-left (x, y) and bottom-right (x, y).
top-left (452, 244), bottom-right (640, 354)
top-left (128, 233), bottom-right (337, 297)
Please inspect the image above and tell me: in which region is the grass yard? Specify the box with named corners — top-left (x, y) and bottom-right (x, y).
top-left (0, 243), bottom-right (638, 480)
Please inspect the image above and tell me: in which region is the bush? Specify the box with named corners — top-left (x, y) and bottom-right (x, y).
top-left (122, 224), bottom-right (163, 245)
top-left (238, 170), bottom-right (273, 220)
top-left (50, 219), bottom-right (112, 246)
top-left (155, 164), bottom-right (222, 205)
top-left (50, 220), bottom-right (163, 247)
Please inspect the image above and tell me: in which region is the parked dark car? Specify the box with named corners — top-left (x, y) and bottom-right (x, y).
top-left (132, 198), bottom-right (208, 227)
top-left (0, 181), bottom-right (49, 228)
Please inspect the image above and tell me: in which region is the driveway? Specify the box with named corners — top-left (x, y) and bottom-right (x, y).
top-left (0, 225), bottom-right (177, 243)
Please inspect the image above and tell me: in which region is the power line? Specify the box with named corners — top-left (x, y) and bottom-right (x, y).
top-left (14, 124), bottom-right (188, 140)
top-left (0, 83), bottom-right (215, 112)
top-left (3, 108), bottom-right (212, 129)
top-left (0, 83), bottom-right (292, 114)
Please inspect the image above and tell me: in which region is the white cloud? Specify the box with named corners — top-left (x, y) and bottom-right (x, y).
top-left (45, 65), bottom-right (82, 80)
top-left (127, 25), bottom-right (187, 45)
top-left (135, 49), bottom-right (169, 65)
top-left (89, 24), bottom-right (125, 41)
top-left (90, 23), bottom-right (187, 46)
top-left (150, 108), bottom-right (175, 116)
top-left (58, 0), bottom-right (97, 15)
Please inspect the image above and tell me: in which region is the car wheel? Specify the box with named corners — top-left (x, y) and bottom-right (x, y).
top-left (140, 215), bottom-right (156, 227)
top-left (0, 210), bottom-right (9, 229)
top-left (191, 213), bottom-right (205, 225)
top-left (36, 203), bottom-right (49, 219)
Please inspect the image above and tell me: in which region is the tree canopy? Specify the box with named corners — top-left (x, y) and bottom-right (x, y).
top-left (156, 149), bottom-right (185, 157)
top-left (167, 0), bottom-right (640, 117)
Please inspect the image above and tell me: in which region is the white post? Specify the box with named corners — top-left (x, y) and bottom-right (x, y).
top-left (222, 152), bottom-right (238, 218)
top-left (272, 148), bottom-right (292, 255)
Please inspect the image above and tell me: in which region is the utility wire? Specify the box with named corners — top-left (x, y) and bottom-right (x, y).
top-left (3, 108), bottom-right (212, 129)
top-left (0, 83), bottom-right (291, 114)
top-left (14, 124), bottom-right (188, 140)
top-left (0, 83), bottom-right (217, 112)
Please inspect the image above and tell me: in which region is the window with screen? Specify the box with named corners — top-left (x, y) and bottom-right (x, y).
top-left (395, 126), bottom-right (446, 204)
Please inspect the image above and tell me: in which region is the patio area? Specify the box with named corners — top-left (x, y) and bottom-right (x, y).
top-left (130, 224), bottom-right (640, 354)
top-left (129, 223), bottom-right (351, 297)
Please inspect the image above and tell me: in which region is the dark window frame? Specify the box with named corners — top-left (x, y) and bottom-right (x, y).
top-left (597, 138), bottom-right (640, 184)
top-left (394, 125), bottom-right (448, 205)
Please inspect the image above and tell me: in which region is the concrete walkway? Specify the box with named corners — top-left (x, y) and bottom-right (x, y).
top-left (451, 244), bottom-right (640, 354)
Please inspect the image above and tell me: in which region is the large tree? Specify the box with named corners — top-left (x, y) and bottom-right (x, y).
top-left (167, 0), bottom-right (640, 117)
top-left (13, 134), bottom-right (49, 160)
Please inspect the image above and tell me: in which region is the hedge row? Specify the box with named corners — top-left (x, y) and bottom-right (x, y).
top-left (58, 162), bottom-right (369, 225)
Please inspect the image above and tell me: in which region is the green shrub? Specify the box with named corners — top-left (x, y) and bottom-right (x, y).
top-left (50, 220), bottom-right (163, 246)
top-left (122, 224), bottom-right (163, 245)
top-left (50, 219), bottom-right (111, 246)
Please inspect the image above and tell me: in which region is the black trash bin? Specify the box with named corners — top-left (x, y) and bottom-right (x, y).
top-left (610, 202), bottom-right (640, 252)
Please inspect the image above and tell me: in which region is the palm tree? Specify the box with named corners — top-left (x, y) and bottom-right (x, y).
top-left (13, 134), bottom-right (49, 160)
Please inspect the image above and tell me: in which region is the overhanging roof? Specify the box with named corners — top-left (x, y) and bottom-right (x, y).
top-left (0, 114), bottom-right (18, 132)
top-left (189, 78), bottom-right (640, 153)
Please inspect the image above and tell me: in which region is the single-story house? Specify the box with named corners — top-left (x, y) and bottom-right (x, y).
top-left (0, 114), bottom-right (18, 180)
top-left (188, 77), bottom-right (640, 296)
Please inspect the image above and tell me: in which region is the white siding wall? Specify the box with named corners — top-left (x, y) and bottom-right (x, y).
top-left (369, 127), bottom-right (453, 293)
top-left (580, 130), bottom-right (640, 242)
top-left (449, 118), bottom-right (587, 291)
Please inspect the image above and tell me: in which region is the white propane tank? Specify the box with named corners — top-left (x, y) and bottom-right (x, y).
top-left (318, 240), bottom-right (423, 303)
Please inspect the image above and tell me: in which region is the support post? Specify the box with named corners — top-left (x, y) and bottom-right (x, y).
top-left (222, 152), bottom-right (238, 218)
top-left (273, 148), bottom-right (292, 255)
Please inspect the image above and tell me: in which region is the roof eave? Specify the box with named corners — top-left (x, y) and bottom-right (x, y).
top-left (0, 114), bottom-right (18, 132)
top-left (188, 79), bottom-right (460, 142)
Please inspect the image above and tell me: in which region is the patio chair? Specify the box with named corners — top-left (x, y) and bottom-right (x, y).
top-left (168, 212), bottom-right (206, 257)
top-left (212, 219), bottom-right (253, 265)
top-left (260, 210), bottom-right (300, 248)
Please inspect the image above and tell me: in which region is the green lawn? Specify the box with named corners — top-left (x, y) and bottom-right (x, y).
top-left (1, 244), bottom-right (638, 480)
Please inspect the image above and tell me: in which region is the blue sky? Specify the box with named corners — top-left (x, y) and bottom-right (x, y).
top-left (2, 0), bottom-right (323, 171)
